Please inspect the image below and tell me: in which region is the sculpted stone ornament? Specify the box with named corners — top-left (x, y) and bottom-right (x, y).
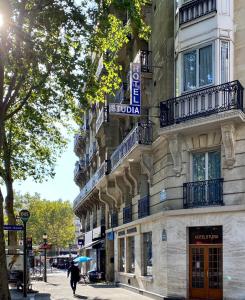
top-left (221, 122), bottom-right (236, 169)
top-left (168, 134), bottom-right (182, 176)
top-left (140, 153), bottom-right (153, 184)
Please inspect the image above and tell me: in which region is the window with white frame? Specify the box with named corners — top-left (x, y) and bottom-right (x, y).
top-left (221, 41), bottom-right (229, 84)
top-left (183, 44), bottom-right (214, 91)
top-left (119, 238), bottom-right (125, 272)
top-left (142, 232), bottom-right (152, 276)
top-left (127, 236), bottom-right (135, 273)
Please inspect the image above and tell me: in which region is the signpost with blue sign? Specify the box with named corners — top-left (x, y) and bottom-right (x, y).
top-left (109, 62), bottom-right (141, 117)
top-left (3, 225), bottom-right (24, 231)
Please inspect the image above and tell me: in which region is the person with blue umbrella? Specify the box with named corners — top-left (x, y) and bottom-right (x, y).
top-left (67, 261), bottom-right (80, 295)
top-left (73, 256), bottom-right (92, 263)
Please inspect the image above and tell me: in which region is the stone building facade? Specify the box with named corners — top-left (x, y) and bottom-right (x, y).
top-left (73, 1), bottom-right (245, 299)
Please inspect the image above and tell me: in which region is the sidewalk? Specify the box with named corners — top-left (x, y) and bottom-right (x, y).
top-left (10, 270), bottom-right (152, 300)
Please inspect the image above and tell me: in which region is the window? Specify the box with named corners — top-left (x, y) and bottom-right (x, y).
top-left (192, 150), bottom-right (221, 181)
top-left (183, 45), bottom-right (213, 91)
top-left (221, 41), bottom-right (229, 84)
top-left (142, 232), bottom-right (152, 276)
top-left (119, 238), bottom-right (125, 272)
top-left (127, 236), bottom-right (135, 273)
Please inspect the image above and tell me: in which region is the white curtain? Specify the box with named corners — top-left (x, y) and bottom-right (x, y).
top-left (184, 51), bottom-right (196, 91)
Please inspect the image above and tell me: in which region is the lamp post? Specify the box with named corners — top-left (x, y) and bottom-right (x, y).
top-left (43, 233), bottom-right (48, 282)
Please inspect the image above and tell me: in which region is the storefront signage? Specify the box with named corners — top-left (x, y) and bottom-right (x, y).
top-left (130, 63), bottom-right (141, 107)
top-left (77, 239), bottom-right (84, 246)
top-left (85, 230), bottom-right (93, 247)
top-left (189, 226), bottom-right (222, 245)
top-left (109, 103), bottom-right (141, 116)
top-left (107, 232), bottom-right (114, 241)
top-left (93, 226), bottom-right (101, 240)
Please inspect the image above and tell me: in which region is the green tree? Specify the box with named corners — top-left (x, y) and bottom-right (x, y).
top-left (15, 193), bottom-right (75, 250)
top-left (0, 1), bottom-right (87, 298)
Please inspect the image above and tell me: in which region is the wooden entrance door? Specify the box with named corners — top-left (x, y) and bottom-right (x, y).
top-left (189, 245), bottom-right (223, 299)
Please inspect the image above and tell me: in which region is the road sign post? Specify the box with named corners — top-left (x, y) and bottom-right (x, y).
top-left (19, 209), bottom-right (30, 298)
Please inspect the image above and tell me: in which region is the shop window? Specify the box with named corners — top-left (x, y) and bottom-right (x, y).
top-left (142, 232), bottom-right (152, 276)
top-left (119, 238), bottom-right (125, 272)
top-left (183, 45), bottom-right (213, 91)
top-left (127, 236), bottom-right (135, 273)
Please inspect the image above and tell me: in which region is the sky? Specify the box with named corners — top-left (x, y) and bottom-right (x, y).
top-left (14, 138), bottom-right (79, 203)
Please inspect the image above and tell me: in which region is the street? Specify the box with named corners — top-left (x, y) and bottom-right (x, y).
top-left (10, 269), bottom-right (152, 300)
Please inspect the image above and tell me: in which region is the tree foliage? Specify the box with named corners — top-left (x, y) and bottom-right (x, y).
top-left (15, 193), bottom-right (75, 248)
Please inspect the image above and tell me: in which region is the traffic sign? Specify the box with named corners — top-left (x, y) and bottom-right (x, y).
top-left (3, 225), bottom-right (24, 231)
top-left (19, 209), bottom-right (30, 223)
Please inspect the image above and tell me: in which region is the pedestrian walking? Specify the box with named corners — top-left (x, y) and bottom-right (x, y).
top-left (67, 261), bottom-right (80, 295)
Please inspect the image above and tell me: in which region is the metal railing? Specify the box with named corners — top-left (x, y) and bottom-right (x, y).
top-left (183, 178), bottom-right (224, 209)
top-left (73, 161), bottom-right (108, 209)
top-left (138, 196), bottom-right (150, 219)
top-left (179, 0), bottom-right (216, 25)
top-left (140, 50), bottom-right (152, 73)
top-left (123, 205), bottom-right (132, 224)
top-left (160, 80), bottom-right (244, 127)
top-left (95, 107), bottom-right (108, 135)
top-left (110, 122), bottom-right (153, 171)
top-left (111, 212), bottom-right (118, 228)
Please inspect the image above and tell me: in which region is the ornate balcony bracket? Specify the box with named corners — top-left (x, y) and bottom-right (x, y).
top-left (123, 168), bottom-right (134, 197)
top-left (106, 179), bottom-right (122, 208)
top-left (167, 134), bottom-right (182, 176)
top-left (221, 122), bottom-right (236, 169)
top-left (98, 187), bottom-right (115, 211)
top-left (128, 162), bottom-right (140, 195)
top-left (115, 175), bottom-right (131, 203)
top-left (140, 153), bottom-right (153, 184)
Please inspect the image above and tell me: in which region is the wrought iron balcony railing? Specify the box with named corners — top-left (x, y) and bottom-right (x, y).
top-left (138, 196), bottom-right (150, 219)
top-left (111, 212), bottom-right (118, 228)
top-left (179, 0), bottom-right (217, 25)
top-left (95, 107), bottom-right (108, 135)
top-left (73, 161), bottom-right (108, 210)
top-left (183, 178), bottom-right (224, 209)
top-left (110, 122), bottom-right (153, 171)
top-left (123, 205), bottom-right (132, 224)
top-left (160, 80), bottom-right (244, 127)
top-left (140, 50), bottom-right (152, 73)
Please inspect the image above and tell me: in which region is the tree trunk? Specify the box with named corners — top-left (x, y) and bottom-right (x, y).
top-left (0, 188), bottom-right (11, 300)
top-left (5, 178), bottom-right (17, 247)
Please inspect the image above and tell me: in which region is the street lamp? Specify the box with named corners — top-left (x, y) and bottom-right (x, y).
top-left (43, 233), bottom-right (48, 282)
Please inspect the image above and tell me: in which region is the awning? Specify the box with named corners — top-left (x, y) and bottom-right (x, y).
top-left (82, 239), bottom-right (102, 249)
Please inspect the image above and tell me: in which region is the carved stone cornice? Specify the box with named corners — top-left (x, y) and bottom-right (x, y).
top-left (115, 175), bottom-right (131, 204)
top-left (167, 134), bottom-right (182, 176)
top-left (221, 122), bottom-right (236, 169)
top-left (128, 162), bottom-right (141, 195)
top-left (98, 187), bottom-right (115, 211)
top-left (106, 178), bottom-right (122, 208)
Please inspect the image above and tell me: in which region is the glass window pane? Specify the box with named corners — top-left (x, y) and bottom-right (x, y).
top-left (184, 51), bottom-right (197, 91)
top-left (221, 41), bottom-right (229, 84)
top-left (199, 45), bottom-right (213, 86)
top-left (119, 238), bottom-right (125, 272)
top-left (193, 153), bottom-right (205, 181)
top-left (208, 151), bottom-right (221, 179)
top-left (127, 236), bottom-right (135, 273)
top-left (143, 232), bottom-right (152, 276)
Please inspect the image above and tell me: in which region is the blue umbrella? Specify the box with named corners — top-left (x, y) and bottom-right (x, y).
top-left (73, 256), bottom-right (92, 263)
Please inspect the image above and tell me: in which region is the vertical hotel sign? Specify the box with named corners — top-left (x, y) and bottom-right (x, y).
top-left (108, 62), bottom-right (141, 116)
top-left (130, 63), bottom-right (141, 111)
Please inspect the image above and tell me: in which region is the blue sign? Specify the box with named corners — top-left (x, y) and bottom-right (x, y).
top-left (107, 232), bottom-right (114, 241)
top-left (3, 225), bottom-right (24, 231)
top-left (130, 63), bottom-right (141, 107)
top-left (109, 103), bottom-right (141, 116)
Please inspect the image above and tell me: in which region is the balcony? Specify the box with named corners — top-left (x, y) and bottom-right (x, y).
top-left (74, 160), bottom-right (86, 186)
top-left (183, 178), bottom-right (224, 209)
top-left (111, 212), bottom-right (118, 228)
top-left (89, 141), bottom-right (97, 162)
top-left (74, 134), bottom-right (86, 157)
top-left (73, 161), bottom-right (108, 210)
top-left (123, 205), bottom-right (132, 224)
top-left (140, 50), bottom-right (152, 73)
top-left (160, 81), bottom-right (244, 128)
top-left (138, 196), bottom-right (150, 219)
top-left (110, 122), bottom-right (153, 172)
top-left (95, 107), bottom-right (108, 135)
top-left (179, 0), bottom-right (217, 26)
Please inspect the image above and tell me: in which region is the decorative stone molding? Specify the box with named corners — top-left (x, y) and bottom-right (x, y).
top-left (128, 162), bottom-right (140, 195)
top-left (123, 167), bottom-right (135, 197)
top-left (167, 134), bottom-right (182, 176)
top-left (98, 187), bottom-right (115, 211)
top-left (140, 153), bottom-right (153, 184)
top-left (115, 175), bottom-right (131, 204)
top-left (185, 131), bottom-right (222, 151)
top-left (221, 122), bottom-right (236, 169)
